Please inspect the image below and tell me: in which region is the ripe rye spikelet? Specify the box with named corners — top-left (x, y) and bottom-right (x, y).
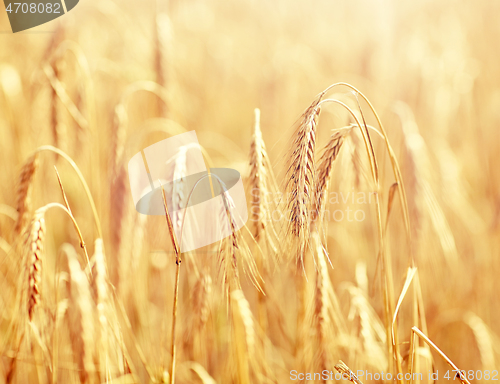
top-left (312, 128), bottom-right (349, 229)
top-left (14, 154), bottom-right (39, 235)
top-left (26, 208), bottom-right (46, 321)
top-left (285, 96), bottom-right (322, 267)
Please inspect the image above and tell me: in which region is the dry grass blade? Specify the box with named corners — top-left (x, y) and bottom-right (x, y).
top-left (411, 327), bottom-right (472, 384)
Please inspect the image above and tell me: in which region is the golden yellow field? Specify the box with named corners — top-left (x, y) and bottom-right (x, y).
top-left (1, 0), bottom-right (499, 383)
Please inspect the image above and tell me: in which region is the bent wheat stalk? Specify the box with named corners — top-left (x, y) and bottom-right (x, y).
top-left (411, 327), bottom-right (471, 384)
top-left (32, 145), bottom-right (102, 238)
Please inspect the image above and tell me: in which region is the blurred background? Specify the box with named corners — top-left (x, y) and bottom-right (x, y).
top-left (1, 0), bottom-right (499, 382)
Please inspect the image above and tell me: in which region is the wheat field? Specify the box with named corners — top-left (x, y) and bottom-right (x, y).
top-left (1, 0), bottom-right (499, 383)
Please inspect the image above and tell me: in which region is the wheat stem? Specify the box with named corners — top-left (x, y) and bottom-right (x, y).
top-left (160, 183), bottom-right (181, 384)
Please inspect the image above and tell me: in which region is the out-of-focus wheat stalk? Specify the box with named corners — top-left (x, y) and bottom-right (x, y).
top-left (66, 244), bottom-right (96, 384)
top-left (160, 183), bottom-right (181, 384)
top-left (312, 127), bottom-right (350, 232)
top-left (285, 96), bottom-right (322, 268)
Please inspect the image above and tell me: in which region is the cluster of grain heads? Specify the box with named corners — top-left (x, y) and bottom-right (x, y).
top-left (109, 164), bottom-right (130, 287)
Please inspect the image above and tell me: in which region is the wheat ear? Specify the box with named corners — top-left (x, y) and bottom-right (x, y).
top-left (285, 97), bottom-right (321, 268)
top-left (26, 208), bottom-right (46, 322)
top-left (14, 154), bottom-right (39, 236)
top-left (312, 128), bottom-right (350, 231)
